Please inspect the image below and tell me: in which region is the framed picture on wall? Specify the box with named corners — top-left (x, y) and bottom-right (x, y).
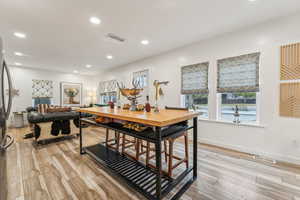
top-left (60, 82), bottom-right (82, 107)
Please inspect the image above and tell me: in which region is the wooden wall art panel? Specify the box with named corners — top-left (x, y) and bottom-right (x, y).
top-left (280, 43), bottom-right (300, 80)
top-left (280, 82), bottom-right (300, 118)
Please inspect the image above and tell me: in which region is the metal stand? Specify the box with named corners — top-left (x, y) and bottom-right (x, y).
top-left (79, 114), bottom-right (198, 200)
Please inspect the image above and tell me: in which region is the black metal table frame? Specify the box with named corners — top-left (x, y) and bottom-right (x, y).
top-left (79, 112), bottom-right (198, 200)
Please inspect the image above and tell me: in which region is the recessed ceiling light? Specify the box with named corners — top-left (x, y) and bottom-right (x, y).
top-left (15, 62), bottom-right (22, 66)
top-left (106, 55), bottom-right (113, 60)
top-left (89, 17), bottom-right (101, 25)
top-left (14, 52), bottom-right (24, 56)
top-left (141, 40), bottom-right (149, 45)
top-left (248, 0), bottom-right (257, 2)
top-left (86, 64), bottom-right (92, 68)
top-left (14, 32), bottom-right (26, 38)
top-left (73, 70), bottom-right (79, 73)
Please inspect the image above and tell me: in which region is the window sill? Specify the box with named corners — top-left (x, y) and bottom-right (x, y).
top-left (197, 118), bottom-right (265, 128)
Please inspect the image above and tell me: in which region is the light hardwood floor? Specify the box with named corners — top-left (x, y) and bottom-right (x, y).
top-left (1, 126), bottom-right (300, 200)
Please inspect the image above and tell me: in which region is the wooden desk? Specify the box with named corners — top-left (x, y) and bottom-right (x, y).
top-left (78, 107), bottom-right (199, 200)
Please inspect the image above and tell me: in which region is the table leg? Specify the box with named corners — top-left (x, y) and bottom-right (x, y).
top-left (193, 117), bottom-right (198, 179)
top-left (79, 112), bottom-right (85, 155)
top-left (105, 128), bottom-right (109, 146)
top-left (155, 127), bottom-right (162, 199)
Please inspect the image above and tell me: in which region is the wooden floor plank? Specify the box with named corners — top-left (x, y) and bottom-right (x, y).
top-left (1, 126), bottom-right (300, 200)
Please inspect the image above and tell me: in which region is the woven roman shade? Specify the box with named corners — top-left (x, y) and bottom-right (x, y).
top-left (133, 69), bottom-right (149, 88)
top-left (98, 81), bottom-right (107, 94)
top-left (181, 62), bottom-right (209, 94)
top-left (217, 52), bottom-right (260, 93)
top-left (106, 80), bottom-right (117, 92)
top-left (98, 80), bottom-right (117, 93)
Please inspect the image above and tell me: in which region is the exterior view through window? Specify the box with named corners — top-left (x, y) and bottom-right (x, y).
top-left (185, 94), bottom-right (208, 118)
top-left (220, 92), bottom-right (257, 123)
top-left (100, 92), bottom-right (117, 104)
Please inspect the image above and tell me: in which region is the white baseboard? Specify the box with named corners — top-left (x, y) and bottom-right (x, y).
top-left (199, 138), bottom-right (300, 166)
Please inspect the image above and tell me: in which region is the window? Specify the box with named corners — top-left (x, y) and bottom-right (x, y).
top-left (98, 80), bottom-right (117, 104)
top-left (217, 52), bottom-right (260, 123)
top-left (184, 94), bottom-right (208, 118)
top-left (133, 69), bottom-right (149, 96)
top-left (219, 92), bottom-right (257, 123)
top-left (181, 62), bottom-right (209, 118)
top-left (100, 92), bottom-right (117, 104)
top-left (133, 69), bottom-right (149, 88)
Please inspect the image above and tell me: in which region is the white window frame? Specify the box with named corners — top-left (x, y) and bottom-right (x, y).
top-left (216, 92), bottom-right (260, 124)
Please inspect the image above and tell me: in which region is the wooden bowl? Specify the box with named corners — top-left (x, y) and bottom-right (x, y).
top-left (120, 88), bottom-right (143, 97)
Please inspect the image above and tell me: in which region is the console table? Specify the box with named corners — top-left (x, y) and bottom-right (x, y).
top-left (78, 107), bottom-right (199, 200)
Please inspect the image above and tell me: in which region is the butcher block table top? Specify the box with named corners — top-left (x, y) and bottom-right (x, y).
top-left (77, 107), bottom-right (200, 127)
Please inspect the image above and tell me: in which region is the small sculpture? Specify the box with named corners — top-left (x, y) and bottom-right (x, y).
top-left (6, 88), bottom-right (20, 97)
top-left (153, 80), bottom-right (169, 112)
top-left (117, 79), bottom-right (143, 111)
top-left (233, 105), bottom-right (240, 124)
top-left (136, 104), bottom-right (145, 111)
top-left (122, 103), bottom-right (130, 110)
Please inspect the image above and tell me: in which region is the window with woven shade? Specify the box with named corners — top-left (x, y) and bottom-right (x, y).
top-left (106, 80), bottom-right (117, 92)
top-left (98, 80), bottom-right (117, 104)
top-left (217, 52), bottom-right (260, 124)
top-left (181, 62), bottom-right (209, 118)
top-left (133, 69), bottom-right (149, 88)
top-left (133, 69), bottom-right (149, 96)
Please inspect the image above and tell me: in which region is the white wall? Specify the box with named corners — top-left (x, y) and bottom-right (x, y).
top-left (99, 13), bottom-right (300, 164)
top-left (8, 66), bottom-right (97, 124)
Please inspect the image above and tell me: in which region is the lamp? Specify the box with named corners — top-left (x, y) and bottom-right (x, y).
top-left (87, 89), bottom-right (97, 106)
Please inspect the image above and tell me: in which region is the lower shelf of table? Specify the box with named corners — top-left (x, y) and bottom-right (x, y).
top-left (83, 144), bottom-right (194, 200)
top-left (84, 144), bottom-right (171, 199)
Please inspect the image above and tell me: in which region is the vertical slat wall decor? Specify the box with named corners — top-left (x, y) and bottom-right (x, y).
top-left (280, 43), bottom-right (300, 117)
top-left (280, 82), bottom-right (300, 117)
top-left (280, 43), bottom-right (300, 80)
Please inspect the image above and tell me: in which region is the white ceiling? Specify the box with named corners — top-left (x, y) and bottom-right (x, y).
top-left (0, 0), bottom-right (300, 75)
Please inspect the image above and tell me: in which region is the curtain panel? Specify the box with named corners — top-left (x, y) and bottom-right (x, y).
top-left (181, 62), bottom-right (209, 94)
top-left (217, 52), bottom-right (260, 93)
top-left (98, 80), bottom-right (117, 94)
